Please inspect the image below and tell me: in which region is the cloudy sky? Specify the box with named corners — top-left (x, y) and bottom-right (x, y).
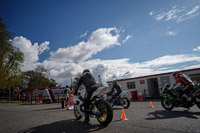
top-left (1, 0), bottom-right (200, 86)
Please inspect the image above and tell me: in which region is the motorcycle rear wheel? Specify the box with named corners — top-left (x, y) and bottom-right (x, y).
top-left (161, 97), bottom-right (174, 111)
top-left (96, 100), bottom-right (113, 126)
top-left (121, 97), bottom-right (130, 109)
top-left (74, 104), bottom-right (82, 120)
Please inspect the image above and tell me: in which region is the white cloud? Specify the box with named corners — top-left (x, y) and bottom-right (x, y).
top-left (12, 36), bottom-right (50, 71)
top-left (155, 13), bottom-right (165, 21)
top-left (185, 64), bottom-right (200, 69)
top-left (149, 11), bottom-right (154, 16)
top-left (41, 54), bottom-right (200, 86)
top-left (121, 29), bottom-right (125, 33)
top-left (122, 35), bottom-right (132, 43)
top-left (166, 31), bottom-right (177, 36)
top-left (80, 31), bottom-right (88, 38)
top-left (186, 5), bottom-right (200, 15)
top-left (49, 27), bottom-right (120, 63)
top-left (11, 29), bottom-right (200, 86)
top-left (138, 54), bottom-right (200, 68)
top-left (152, 5), bottom-right (200, 23)
top-left (193, 45), bottom-right (200, 51)
top-left (38, 41), bottom-right (50, 54)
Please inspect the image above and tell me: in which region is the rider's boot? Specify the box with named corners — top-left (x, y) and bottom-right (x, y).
top-left (83, 103), bottom-right (90, 124)
top-left (82, 113), bottom-right (90, 124)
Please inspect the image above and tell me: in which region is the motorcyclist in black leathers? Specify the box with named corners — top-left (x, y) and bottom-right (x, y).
top-left (108, 80), bottom-right (122, 103)
top-left (74, 69), bottom-right (98, 124)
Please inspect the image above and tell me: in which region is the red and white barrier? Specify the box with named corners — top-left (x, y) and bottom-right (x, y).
top-left (68, 92), bottom-right (75, 110)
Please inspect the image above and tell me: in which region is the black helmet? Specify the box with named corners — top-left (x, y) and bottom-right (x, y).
top-left (113, 80), bottom-right (117, 85)
top-left (83, 69), bottom-right (91, 75)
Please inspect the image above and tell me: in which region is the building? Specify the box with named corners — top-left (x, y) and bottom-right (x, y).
top-left (107, 68), bottom-right (200, 100)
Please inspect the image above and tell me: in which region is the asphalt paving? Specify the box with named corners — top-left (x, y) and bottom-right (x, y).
top-left (0, 100), bottom-right (200, 133)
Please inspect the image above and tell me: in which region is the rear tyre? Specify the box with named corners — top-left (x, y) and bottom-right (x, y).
top-left (74, 104), bottom-right (82, 120)
top-left (161, 97), bottom-right (174, 111)
top-left (121, 97), bottom-right (130, 109)
top-left (96, 100), bottom-right (113, 126)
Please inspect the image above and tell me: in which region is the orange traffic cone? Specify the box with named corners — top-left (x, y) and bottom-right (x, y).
top-left (121, 109), bottom-right (128, 120)
top-left (150, 101), bottom-right (154, 108)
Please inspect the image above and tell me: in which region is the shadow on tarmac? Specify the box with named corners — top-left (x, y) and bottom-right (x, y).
top-left (18, 119), bottom-right (106, 133)
top-left (146, 110), bottom-right (200, 120)
top-left (34, 107), bottom-right (64, 111)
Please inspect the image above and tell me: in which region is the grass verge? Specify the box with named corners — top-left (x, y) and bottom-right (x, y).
top-left (0, 100), bottom-right (24, 104)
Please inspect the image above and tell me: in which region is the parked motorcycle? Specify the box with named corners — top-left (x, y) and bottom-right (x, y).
top-left (107, 91), bottom-right (130, 109)
top-left (73, 87), bottom-right (113, 126)
top-left (161, 83), bottom-right (200, 110)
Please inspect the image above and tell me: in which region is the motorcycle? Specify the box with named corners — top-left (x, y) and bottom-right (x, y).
top-left (73, 86), bottom-right (113, 126)
top-left (107, 91), bottom-right (130, 109)
top-left (161, 83), bottom-right (200, 110)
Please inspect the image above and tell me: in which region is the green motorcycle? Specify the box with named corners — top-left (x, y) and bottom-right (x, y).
top-left (161, 83), bottom-right (200, 110)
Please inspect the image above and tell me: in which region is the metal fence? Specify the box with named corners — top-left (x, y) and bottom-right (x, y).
top-left (0, 92), bottom-right (12, 101)
top-left (0, 93), bottom-right (64, 105)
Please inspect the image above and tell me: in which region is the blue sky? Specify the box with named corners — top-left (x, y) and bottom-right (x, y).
top-left (1, 0), bottom-right (200, 86)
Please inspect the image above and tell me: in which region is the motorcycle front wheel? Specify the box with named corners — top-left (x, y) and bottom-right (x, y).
top-left (161, 97), bottom-right (175, 111)
top-left (96, 100), bottom-right (113, 126)
top-left (74, 104), bottom-right (82, 120)
top-left (121, 97), bottom-right (130, 109)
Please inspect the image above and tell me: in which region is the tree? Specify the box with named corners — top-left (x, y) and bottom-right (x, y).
top-left (73, 73), bottom-right (82, 87)
top-left (0, 17), bottom-right (24, 90)
top-left (71, 72), bottom-right (85, 92)
top-left (20, 66), bottom-right (57, 89)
